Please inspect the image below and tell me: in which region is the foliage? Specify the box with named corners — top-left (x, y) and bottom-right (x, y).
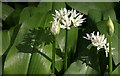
top-left (1, 2), bottom-right (120, 75)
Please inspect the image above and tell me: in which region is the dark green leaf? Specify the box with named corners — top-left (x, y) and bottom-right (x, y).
top-left (103, 8), bottom-right (116, 21)
top-left (67, 2), bottom-right (114, 15)
top-left (2, 3), bottom-right (14, 20)
top-left (52, 2), bottom-right (65, 10)
top-left (5, 9), bottom-right (22, 28)
top-left (88, 9), bottom-right (102, 24)
top-left (19, 7), bottom-right (36, 24)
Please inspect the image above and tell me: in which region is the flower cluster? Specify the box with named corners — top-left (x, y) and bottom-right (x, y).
top-left (51, 8), bottom-right (85, 35)
top-left (83, 31), bottom-right (113, 57)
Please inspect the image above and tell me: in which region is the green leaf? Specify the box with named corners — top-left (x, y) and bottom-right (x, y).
top-left (88, 9), bottom-right (102, 24)
top-left (112, 64), bottom-right (120, 74)
top-left (1, 27), bottom-right (15, 57)
top-left (2, 3), bottom-right (14, 20)
top-left (103, 8), bottom-right (116, 21)
top-left (67, 2), bottom-right (114, 14)
top-left (56, 27), bottom-right (78, 54)
top-left (4, 4), bottom-right (51, 74)
top-left (55, 57), bottom-right (63, 72)
top-left (37, 2), bottom-right (52, 13)
top-left (64, 60), bottom-right (98, 74)
top-left (4, 27), bottom-right (53, 74)
top-left (52, 2), bottom-right (65, 10)
top-left (27, 44), bottom-right (52, 74)
top-left (19, 6), bottom-right (36, 24)
top-left (3, 2), bottom-right (64, 74)
top-left (5, 9), bottom-right (22, 28)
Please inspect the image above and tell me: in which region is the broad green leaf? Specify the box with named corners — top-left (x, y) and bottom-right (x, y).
top-left (37, 2), bottom-right (52, 13)
top-left (88, 9), bottom-right (102, 24)
top-left (4, 3), bottom-right (62, 74)
top-left (112, 64), bottom-right (120, 74)
top-left (52, 2), bottom-right (65, 10)
top-left (55, 57), bottom-right (63, 72)
top-left (64, 60), bottom-right (98, 74)
top-left (19, 7), bottom-right (36, 24)
top-left (56, 27), bottom-right (78, 54)
top-left (103, 8), bottom-right (116, 21)
top-left (27, 44), bottom-right (52, 74)
top-left (1, 30), bottom-right (10, 56)
top-left (4, 51), bottom-right (31, 74)
top-left (67, 2), bottom-right (114, 14)
top-left (5, 9), bottom-right (22, 28)
top-left (2, 3), bottom-right (14, 20)
top-left (1, 27), bottom-right (15, 57)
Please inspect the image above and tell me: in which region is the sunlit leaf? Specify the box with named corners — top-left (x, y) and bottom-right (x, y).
top-left (112, 64), bottom-right (120, 74)
top-left (64, 60), bottom-right (98, 74)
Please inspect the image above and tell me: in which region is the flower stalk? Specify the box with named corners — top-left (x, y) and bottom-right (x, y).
top-left (109, 36), bottom-right (112, 74)
top-left (64, 28), bottom-right (68, 71)
top-left (106, 16), bottom-right (114, 74)
top-left (52, 40), bottom-right (55, 74)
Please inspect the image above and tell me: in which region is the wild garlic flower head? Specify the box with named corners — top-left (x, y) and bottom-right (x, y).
top-left (83, 31), bottom-right (112, 57)
top-left (51, 18), bottom-right (60, 36)
top-left (83, 31), bottom-right (107, 50)
top-left (51, 8), bottom-right (85, 30)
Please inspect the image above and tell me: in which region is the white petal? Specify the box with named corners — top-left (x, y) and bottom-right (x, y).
top-left (55, 10), bottom-right (60, 16)
top-left (60, 25), bottom-right (66, 29)
top-left (77, 14), bottom-right (83, 19)
top-left (83, 36), bottom-right (88, 40)
top-left (67, 27), bottom-right (71, 30)
top-left (97, 47), bottom-right (100, 50)
top-left (97, 32), bottom-right (99, 36)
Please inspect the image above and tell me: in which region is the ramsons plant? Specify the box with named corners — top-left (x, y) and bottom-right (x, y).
top-left (50, 8), bottom-right (85, 73)
top-left (1, 2), bottom-right (120, 76)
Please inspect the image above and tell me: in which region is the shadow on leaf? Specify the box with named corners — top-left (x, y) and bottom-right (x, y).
top-left (16, 27), bottom-right (54, 61)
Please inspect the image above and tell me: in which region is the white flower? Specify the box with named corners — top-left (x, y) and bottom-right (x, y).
top-left (83, 31), bottom-right (115, 57)
top-left (52, 8), bottom-right (85, 30)
top-left (51, 18), bottom-right (60, 36)
top-left (104, 43), bottom-right (109, 57)
top-left (83, 31), bottom-right (107, 50)
top-left (104, 43), bottom-right (115, 57)
top-left (61, 15), bottom-right (71, 29)
top-left (70, 9), bottom-right (85, 27)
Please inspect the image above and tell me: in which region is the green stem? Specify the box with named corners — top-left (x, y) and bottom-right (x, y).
top-left (64, 28), bottom-right (68, 71)
top-left (109, 36), bottom-right (112, 74)
top-left (52, 40), bottom-right (55, 74)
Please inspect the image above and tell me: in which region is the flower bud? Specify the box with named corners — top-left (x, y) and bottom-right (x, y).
top-left (106, 16), bottom-right (114, 36)
top-left (51, 19), bottom-right (60, 36)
